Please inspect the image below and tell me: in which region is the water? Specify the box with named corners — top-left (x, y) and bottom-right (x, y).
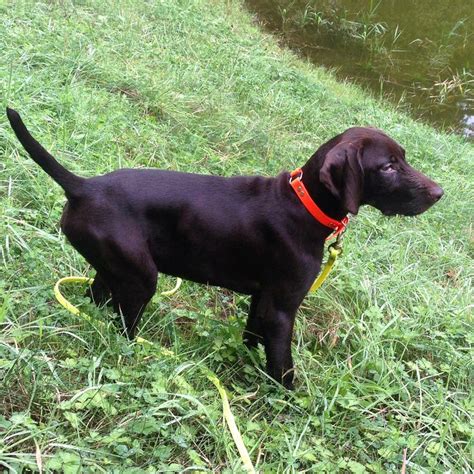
top-left (245, 0), bottom-right (473, 138)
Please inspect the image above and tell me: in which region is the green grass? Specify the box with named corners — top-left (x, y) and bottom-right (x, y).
top-left (0, 0), bottom-right (472, 472)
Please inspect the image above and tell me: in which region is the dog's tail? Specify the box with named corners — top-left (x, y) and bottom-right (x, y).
top-left (6, 108), bottom-right (85, 198)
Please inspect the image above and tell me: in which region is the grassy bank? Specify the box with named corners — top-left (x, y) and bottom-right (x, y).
top-left (0, 0), bottom-right (472, 472)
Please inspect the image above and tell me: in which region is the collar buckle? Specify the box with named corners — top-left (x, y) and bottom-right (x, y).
top-left (289, 167), bottom-right (303, 184)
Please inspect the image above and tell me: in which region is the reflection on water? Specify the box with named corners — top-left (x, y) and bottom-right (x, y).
top-left (245, 0), bottom-right (473, 138)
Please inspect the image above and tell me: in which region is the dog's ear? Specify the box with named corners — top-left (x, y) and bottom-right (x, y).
top-left (320, 141), bottom-right (364, 215)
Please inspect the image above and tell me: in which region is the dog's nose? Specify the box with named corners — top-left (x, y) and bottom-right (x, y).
top-left (430, 185), bottom-right (444, 202)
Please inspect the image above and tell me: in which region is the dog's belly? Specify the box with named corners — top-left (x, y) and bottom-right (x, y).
top-left (161, 266), bottom-right (260, 295)
top-left (150, 239), bottom-right (263, 295)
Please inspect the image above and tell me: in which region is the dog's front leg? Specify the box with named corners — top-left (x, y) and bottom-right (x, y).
top-left (243, 293), bottom-right (263, 349)
top-left (263, 308), bottom-right (296, 389)
top-left (254, 293), bottom-right (297, 389)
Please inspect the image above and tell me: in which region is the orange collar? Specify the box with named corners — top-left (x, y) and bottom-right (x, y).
top-left (289, 168), bottom-right (349, 240)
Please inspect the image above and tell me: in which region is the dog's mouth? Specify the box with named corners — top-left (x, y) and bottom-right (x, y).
top-left (381, 200), bottom-right (439, 217)
top-left (379, 186), bottom-right (444, 217)
top-left (370, 178), bottom-right (444, 218)
top-left (372, 202), bottom-right (421, 217)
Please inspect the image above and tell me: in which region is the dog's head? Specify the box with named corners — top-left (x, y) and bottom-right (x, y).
top-left (318, 127), bottom-right (443, 216)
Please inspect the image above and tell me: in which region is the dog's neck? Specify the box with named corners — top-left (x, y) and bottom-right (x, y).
top-left (300, 151), bottom-right (348, 222)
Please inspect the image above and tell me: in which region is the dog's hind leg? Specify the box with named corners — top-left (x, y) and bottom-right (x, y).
top-left (109, 269), bottom-right (158, 339)
top-left (96, 242), bottom-right (158, 339)
top-left (67, 231), bottom-right (158, 339)
top-left (86, 273), bottom-right (111, 307)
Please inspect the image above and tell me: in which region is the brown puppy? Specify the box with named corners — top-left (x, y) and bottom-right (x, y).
top-left (7, 108), bottom-right (443, 388)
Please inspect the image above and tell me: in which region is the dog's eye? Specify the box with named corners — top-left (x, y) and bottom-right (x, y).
top-left (381, 163), bottom-right (395, 172)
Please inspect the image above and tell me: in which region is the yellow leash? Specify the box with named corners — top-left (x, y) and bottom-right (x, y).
top-left (53, 275), bottom-right (256, 473)
top-left (54, 276), bottom-right (93, 316)
top-left (207, 373), bottom-right (256, 473)
top-left (309, 240), bottom-right (343, 292)
top-left (53, 276), bottom-right (182, 316)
